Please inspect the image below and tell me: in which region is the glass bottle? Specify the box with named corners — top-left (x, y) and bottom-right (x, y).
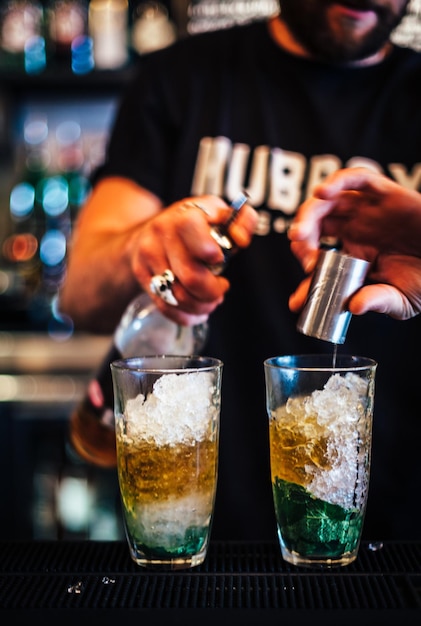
top-left (45, 0), bottom-right (88, 65)
top-left (131, 1), bottom-right (177, 56)
top-left (88, 0), bottom-right (129, 70)
top-left (0, 0), bottom-right (45, 71)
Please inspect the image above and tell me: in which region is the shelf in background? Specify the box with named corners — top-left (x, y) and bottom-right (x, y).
top-left (0, 61), bottom-right (138, 92)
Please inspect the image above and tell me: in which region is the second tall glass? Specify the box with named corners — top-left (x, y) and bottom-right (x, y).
top-left (264, 354), bottom-right (377, 568)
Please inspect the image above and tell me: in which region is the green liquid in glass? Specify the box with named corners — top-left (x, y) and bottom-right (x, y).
top-left (273, 477), bottom-right (364, 559)
top-left (127, 520), bottom-right (208, 559)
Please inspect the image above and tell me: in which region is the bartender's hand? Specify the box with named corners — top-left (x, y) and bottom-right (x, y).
top-left (128, 194), bottom-right (257, 325)
top-left (60, 177), bottom-right (257, 333)
top-left (287, 167), bottom-right (421, 320)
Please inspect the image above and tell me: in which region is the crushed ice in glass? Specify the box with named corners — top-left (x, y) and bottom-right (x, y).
top-left (280, 372), bottom-right (371, 509)
top-left (124, 371), bottom-right (216, 445)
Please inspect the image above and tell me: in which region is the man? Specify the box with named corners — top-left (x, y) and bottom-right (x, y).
top-left (60, 1), bottom-right (421, 541)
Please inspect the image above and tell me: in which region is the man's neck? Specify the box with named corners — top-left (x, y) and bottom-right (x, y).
top-left (268, 15), bottom-right (393, 67)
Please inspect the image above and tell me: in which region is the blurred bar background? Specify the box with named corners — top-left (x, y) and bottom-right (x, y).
top-left (0, 0), bottom-right (420, 542)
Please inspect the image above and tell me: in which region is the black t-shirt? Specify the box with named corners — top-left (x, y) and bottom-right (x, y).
top-left (97, 20), bottom-right (421, 541)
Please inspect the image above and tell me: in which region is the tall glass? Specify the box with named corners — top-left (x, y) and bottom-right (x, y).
top-left (111, 355), bottom-right (223, 570)
top-left (264, 354), bottom-right (377, 568)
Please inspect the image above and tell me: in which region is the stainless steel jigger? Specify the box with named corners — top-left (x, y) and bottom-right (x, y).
top-left (296, 249), bottom-right (371, 344)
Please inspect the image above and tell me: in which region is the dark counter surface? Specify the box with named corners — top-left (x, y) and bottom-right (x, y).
top-left (0, 540), bottom-right (420, 625)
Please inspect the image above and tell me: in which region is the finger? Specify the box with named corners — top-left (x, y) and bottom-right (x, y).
top-left (188, 196), bottom-right (257, 248)
top-left (152, 287), bottom-right (217, 325)
top-left (289, 276), bottom-right (312, 312)
top-left (348, 283), bottom-right (410, 319)
top-left (131, 229), bottom-right (172, 295)
top-left (149, 257), bottom-right (226, 318)
top-left (172, 208), bottom-right (227, 274)
top-left (312, 167), bottom-right (392, 200)
top-left (290, 241), bottom-right (319, 273)
top-left (154, 221), bottom-right (229, 308)
top-left (228, 203), bottom-right (258, 247)
top-left (178, 194), bottom-right (247, 226)
top-left (288, 196), bottom-right (335, 244)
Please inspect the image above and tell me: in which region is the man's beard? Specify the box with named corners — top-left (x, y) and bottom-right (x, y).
top-left (278, 0), bottom-right (410, 63)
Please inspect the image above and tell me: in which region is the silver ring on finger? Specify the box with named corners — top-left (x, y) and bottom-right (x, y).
top-left (149, 269), bottom-right (179, 306)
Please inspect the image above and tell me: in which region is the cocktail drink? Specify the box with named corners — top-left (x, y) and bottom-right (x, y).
top-left (111, 355), bottom-right (222, 570)
top-left (264, 354), bottom-right (377, 568)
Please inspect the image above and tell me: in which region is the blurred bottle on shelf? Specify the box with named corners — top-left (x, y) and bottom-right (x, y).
top-left (0, 0), bottom-right (45, 72)
top-left (3, 116), bottom-right (51, 300)
top-left (24, 33), bottom-right (46, 74)
top-left (131, 1), bottom-right (177, 55)
top-left (5, 182), bottom-right (42, 300)
top-left (36, 118), bottom-right (91, 304)
top-left (54, 118), bottom-right (91, 222)
top-left (21, 115), bottom-right (51, 191)
top-left (45, 0), bottom-right (88, 65)
top-left (2, 111), bottom-right (94, 328)
top-left (70, 32), bottom-right (94, 74)
top-left (88, 0), bottom-right (129, 69)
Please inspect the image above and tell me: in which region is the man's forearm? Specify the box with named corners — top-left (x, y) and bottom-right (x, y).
top-left (59, 177), bottom-right (163, 332)
top-left (59, 240), bottom-right (139, 333)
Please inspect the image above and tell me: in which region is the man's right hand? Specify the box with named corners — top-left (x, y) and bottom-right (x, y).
top-left (288, 167), bottom-right (421, 320)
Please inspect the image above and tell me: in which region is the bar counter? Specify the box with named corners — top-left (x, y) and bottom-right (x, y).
top-left (1, 539), bottom-right (420, 624)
